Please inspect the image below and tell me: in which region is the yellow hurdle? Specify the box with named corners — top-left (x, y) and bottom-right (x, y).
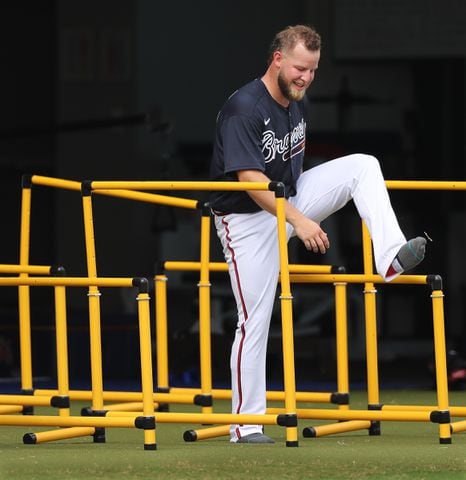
top-left (0, 274), bottom-right (158, 449)
top-left (7, 175), bottom-right (460, 449)
top-left (12, 176), bottom-right (303, 448)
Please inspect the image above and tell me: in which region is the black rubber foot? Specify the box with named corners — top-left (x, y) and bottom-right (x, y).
top-left (23, 433), bottom-right (37, 444)
top-left (286, 440), bottom-right (299, 447)
top-left (369, 421), bottom-right (381, 436)
top-left (144, 443), bottom-right (157, 450)
top-left (93, 428), bottom-right (106, 443)
top-left (183, 430), bottom-right (197, 442)
top-left (439, 437), bottom-right (452, 444)
top-left (302, 427), bottom-right (317, 438)
top-left (93, 432), bottom-right (106, 443)
top-left (156, 403), bottom-right (169, 412)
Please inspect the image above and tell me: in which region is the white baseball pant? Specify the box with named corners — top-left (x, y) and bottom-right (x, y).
top-left (213, 154), bottom-right (406, 441)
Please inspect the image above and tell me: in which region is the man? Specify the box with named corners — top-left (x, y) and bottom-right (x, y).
top-left (209, 25), bottom-right (426, 444)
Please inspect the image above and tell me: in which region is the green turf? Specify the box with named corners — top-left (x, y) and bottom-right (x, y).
top-left (1, 390), bottom-right (466, 479)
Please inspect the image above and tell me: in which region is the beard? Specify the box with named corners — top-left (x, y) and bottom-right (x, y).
top-left (278, 71), bottom-right (307, 102)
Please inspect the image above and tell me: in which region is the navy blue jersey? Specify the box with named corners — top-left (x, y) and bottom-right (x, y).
top-left (209, 78), bottom-right (308, 213)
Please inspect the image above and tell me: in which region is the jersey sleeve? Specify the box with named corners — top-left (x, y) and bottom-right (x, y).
top-left (221, 114), bottom-right (265, 174)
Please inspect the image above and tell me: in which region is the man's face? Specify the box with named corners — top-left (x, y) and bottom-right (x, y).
top-left (276, 42), bottom-right (320, 102)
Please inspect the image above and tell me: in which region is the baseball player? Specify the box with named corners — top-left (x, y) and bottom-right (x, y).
top-left (209, 24), bottom-right (426, 444)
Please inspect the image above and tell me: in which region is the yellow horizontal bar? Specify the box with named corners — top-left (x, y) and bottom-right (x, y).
top-left (34, 389), bottom-right (91, 400)
top-left (0, 415), bottom-right (137, 428)
top-left (267, 391), bottom-right (333, 403)
top-left (30, 176), bottom-right (466, 193)
top-left (103, 402), bottom-right (145, 412)
top-left (169, 387), bottom-right (232, 400)
top-left (31, 175), bottom-right (81, 191)
top-left (169, 387), bottom-right (333, 403)
top-left (451, 420), bottom-right (466, 433)
top-left (163, 261), bottom-right (334, 274)
top-left (153, 412), bottom-right (282, 425)
top-left (287, 264), bottom-right (334, 274)
top-left (383, 404), bottom-right (466, 417)
top-left (0, 277), bottom-right (137, 288)
top-left (0, 264), bottom-right (52, 275)
top-left (31, 175), bottom-right (466, 191)
top-left (29, 176), bottom-right (197, 209)
top-left (289, 273), bottom-right (428, 285)
top-left (164, 262), bottom-right (229, 272)
top-left (35, 389), bottom-right (201, 404)
top-left (90, 180), bottom-right (271, 192)
top-left (147, 408), bottom-right (434, 424)
top-left (0, 395), bottom-right (54, 406)
top-left (94, 189), bottom-right (198, 210)
top-left (267, 407), bottom-right (433, 422)
top-left (96, 410), bottom-right (285, 426)
top-left (0, 405), bottom-right (24, 414)
top-left (31, 427), bottom-right (96, 443)
top-left (386, 180), bottom-right (466, 191)
top-left (187, 425), bottom-right (230, 440)
top-left (105, 411), bottom-right (140, 417)
top-left (305, 420), bottom-right (371, 437)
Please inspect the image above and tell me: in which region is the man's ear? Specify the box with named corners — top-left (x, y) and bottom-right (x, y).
top-left (272, 50), bottom-right (283, 68)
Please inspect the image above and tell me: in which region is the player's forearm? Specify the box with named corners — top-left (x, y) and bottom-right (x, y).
top-left (248, 190), bottom-right (307, 227)
top-left (236, 170), bottom-right (307, 227)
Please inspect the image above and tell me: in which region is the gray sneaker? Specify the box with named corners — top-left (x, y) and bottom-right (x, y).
top-left (237, 433), bottom-right (275, 444)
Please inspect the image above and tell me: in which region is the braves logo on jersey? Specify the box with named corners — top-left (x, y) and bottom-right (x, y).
top-left (262, 118), bottom-right (306, 163)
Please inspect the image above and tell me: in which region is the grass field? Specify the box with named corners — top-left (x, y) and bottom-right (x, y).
top-left (1, 389), bottom-right (466, 479)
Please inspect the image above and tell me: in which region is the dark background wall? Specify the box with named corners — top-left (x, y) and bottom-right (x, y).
top-left (0, 0), bottom-right (465, 386)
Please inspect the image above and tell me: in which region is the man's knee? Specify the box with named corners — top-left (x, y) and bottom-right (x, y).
top-left (348, 153), bottom-right (383, 178)
top-left (353, 153), bottom-right (379, 168)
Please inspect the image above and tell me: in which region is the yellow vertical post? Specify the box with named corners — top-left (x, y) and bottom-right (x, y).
top-left (54, 278), bottom-right (71, 417)
top-left (154, 273), bottom-right (169, 391)
top-left (198, 204), bottom-right (213, 414)
top-left (361, 221), bottom-right (381, 433)
top-left (18, 176), bottom-right (33, 392)
top-left (274, 184), bottom-right (298, 447)
top-left (334, 281), bottom-right (349, 411)
top-left (135, 280), bottom-right (157, 450)
top-left (81, 184), bottom-right (104, 414)
top-left (429, 276), bottom-right (451, 444)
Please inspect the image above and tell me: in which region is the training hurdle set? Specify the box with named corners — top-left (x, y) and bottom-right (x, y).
top-left (3, 176), bottom-right (320, 448)
top-left (0, 175), bottom-right (464, 448)
top-left (126, 179), bottom-right (460, 445)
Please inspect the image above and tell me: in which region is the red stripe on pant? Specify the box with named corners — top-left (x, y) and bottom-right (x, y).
top-left (221, 217), bottom-right (248, 436)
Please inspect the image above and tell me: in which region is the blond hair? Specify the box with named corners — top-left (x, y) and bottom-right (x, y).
top-left (267, 25), bottom-right (321, 64)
